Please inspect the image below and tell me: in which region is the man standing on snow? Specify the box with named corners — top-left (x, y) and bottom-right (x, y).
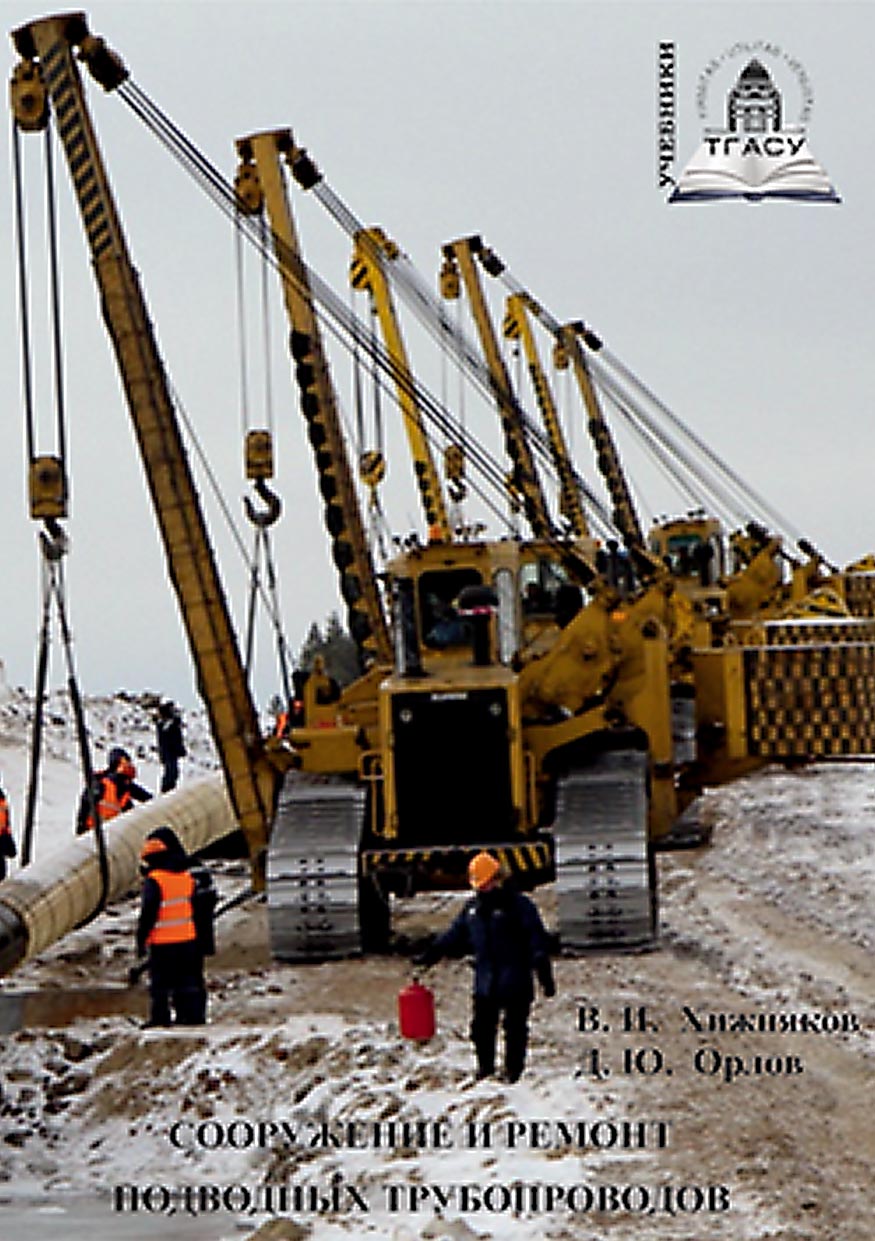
top-left (156, 699), bottom-right (186, 793)
top-left (136, 826), bottom-right (216, 1027)
top-left (416, 851), bottom-right (555, 1082)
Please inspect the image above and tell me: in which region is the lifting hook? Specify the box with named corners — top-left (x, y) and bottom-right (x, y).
top-left (39, 517), bottom-right (68, 562)
top-left (243, 479), bottom-right (282, 528)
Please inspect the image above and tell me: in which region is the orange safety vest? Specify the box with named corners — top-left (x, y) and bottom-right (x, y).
top-left (0, 797), bottom-right (9, 835)
top-left (146, 869), bottom-right (196, 946)
top-left (85, 775), bottom-right (132, 829)
top-left (274, 711), bottom-right (289, 738)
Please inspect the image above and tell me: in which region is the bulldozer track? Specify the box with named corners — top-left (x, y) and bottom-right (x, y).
top-left (267, 781), bottom-right (364, 961)
top-left (553, 748), bottom-right (655, 951)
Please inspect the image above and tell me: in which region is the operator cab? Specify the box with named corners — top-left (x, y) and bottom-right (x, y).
top-left (519, 548), bottom-right (586, 638)
top-left (387, 536), bottom-right (598, 677)
top-left (420, 567), bottom-right (481, 650)
top-left (649, 514), bottom-right (727, 620)
top-left (650, 515), bottom-right (725, 586)
top-left (520, 552), bottom-right (575, 615)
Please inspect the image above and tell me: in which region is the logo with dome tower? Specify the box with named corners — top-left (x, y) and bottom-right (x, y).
top-left (669, 42), bottom-right (840, 203)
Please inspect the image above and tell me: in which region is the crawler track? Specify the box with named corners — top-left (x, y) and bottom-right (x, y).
top-left (554, 748), bottom-right (654, 950)
top-left (266, 780), bottom-right (365, 961)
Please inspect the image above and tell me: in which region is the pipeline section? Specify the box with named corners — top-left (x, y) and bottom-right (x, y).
top-left (0, 775), bottom-right (237, 977)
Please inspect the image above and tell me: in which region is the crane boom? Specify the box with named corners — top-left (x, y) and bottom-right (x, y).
top-left (441, 237), bottom-right (554, 540)
top-left (350, 227), bottom-right (452, 541)
top-left (234, 130), bottom-right (392, 666)
top-left (557, 323), bottom-right (645, 555)
top-left (10, 13), bottom-right (282, 878)
top-left (474, 253), bottom-right (648, 563)
top-left (503, 293), bottom-right (589, 540)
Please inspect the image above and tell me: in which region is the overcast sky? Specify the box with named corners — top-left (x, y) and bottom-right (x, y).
top-left (2, 0), bottom-right (873, 710)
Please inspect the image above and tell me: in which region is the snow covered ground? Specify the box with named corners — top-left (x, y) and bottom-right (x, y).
top-left (0, 680), bottom-right (873, 1240)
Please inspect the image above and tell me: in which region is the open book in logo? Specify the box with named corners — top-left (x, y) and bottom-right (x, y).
top-left (671, 57), bottom-right (840, 203)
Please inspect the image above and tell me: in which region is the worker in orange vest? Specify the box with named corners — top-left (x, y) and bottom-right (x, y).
top-left (0, 783), bottom-right (15, 882)
top-left (136, 826), bottom-right (215, 1027)
top-left (76, 747), bottom-right (152, 835)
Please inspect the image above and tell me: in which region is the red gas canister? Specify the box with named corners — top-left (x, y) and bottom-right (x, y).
top-left (398, 979), bottom-right (436, 1042)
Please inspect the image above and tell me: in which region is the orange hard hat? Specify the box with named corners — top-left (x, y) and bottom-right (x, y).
top-left (468, 851), bottom-right (501, 891)
top-left (140, 837), bottom-right (168, 861)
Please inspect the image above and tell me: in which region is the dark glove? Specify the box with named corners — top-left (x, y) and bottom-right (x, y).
top-left (538, 962), bottom-right (556, 998)
top-left (127, 965), bottom-right (141, 986)
top-left (411, 934), bottom-right (437, 970)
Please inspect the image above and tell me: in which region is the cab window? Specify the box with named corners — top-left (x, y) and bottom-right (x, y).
top-left (520, 557), bottom-right (571, 614)
top-left (419, 568), bottom-right (482, 649)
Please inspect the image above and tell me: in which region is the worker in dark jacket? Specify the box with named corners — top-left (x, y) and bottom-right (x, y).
top-left (417, 851), bottom-right (555, 1082)
top-left (76, 747), bottom-right (152, 834)
top-left (136, 826), bottom-right (215, 1027)
top-left (156, 700), bottom-right (186, 793)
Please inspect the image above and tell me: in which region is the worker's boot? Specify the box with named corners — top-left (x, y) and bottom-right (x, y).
top-left (471, 997), bottom-right (499, 1079)
top-left (503, 1004), bottom-right (529, 1083)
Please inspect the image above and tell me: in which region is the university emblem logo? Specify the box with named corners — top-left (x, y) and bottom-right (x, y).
top-left (670, 49), bottom-right (840, 203)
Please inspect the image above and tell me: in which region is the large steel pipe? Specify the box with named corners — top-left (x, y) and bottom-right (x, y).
top-left (0, 775), bottom-right (238, 977)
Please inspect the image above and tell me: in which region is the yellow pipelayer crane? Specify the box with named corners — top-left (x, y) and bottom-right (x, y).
top-left (440, 240), bottom-right (875, 809)
top-left (9, 12), bottom-right (297, 892)
top-left (233, 132), bottom-right (692, 954)
top-left (551, 305), bottom-right (875, 787)
top-left (9, 16), bottom-right (393, 958)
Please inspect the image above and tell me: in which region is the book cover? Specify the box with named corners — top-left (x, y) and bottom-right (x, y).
top-left (0, 5), bottom-right (871, 1241)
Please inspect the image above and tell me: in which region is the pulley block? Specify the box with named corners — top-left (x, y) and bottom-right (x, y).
top-left (245, 428), bottom-right (274, 481)
top-left (359, 449), bottom-right (386, 488)
top-left (28, 455), bottom-right (67, 520)
top-left (10, 59), bottom-right (48, 131)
